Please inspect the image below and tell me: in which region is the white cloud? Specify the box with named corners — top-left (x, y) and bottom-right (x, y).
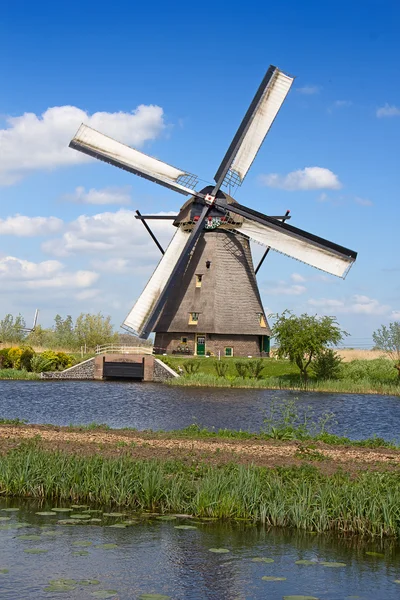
top-left (308, 294), bottom-right (390, 315)
top-left (354, 196), bottom-right (373, 207)
top-left (90, 258), bottom-right (131, 273)
top-left (0, 214), bottom-right (63, 236)
top-left (291, 273), bottom-right (306, 283)
top-left (0, 104), bottom-right (166, 185)
top-left (334, 100), bottom-right (352, 108)
top-left (391, 310), bottom-right (400, 320)
top-left (260, 167), bottom-right (342, 191)
top-left (63, 186), bottom-right (131, 205)
top-left (376, 104), bottom-right (400, 118)
top-left (42, 209), bottom-right (175, 259)
top-left (296, 85), bottom-right (320, 95)
top-left (268, 283), bottom-right (307, 296)
top-left (0, 256), bottom-right (98, 290)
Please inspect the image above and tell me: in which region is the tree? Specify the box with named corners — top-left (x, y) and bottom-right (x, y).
top-left (271, 311), bottom-right (347, 383)
top-left (74, 312), bottom-right (118, 350)
top-left (0, 314), bottom-right (27, 344)
top-left (53, 315), bottom-right (75, 349)
top-left (372, 321), bottom-right (400, 379)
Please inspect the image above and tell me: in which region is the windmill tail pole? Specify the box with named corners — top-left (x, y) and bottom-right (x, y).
top-left (136, 210), bottom-right (165, 255)
top-left (255, 210), bottom-right (290, 274)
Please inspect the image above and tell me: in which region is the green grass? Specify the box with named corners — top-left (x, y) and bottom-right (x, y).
top-left (0, 369), bottom-right (41, 380)
top-left (1, 441), bottom-right (400, 538)
top-left (157, 356), bottom-right (299, 378)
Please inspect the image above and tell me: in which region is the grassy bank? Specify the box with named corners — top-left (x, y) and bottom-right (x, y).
top-left (0, 369), bottom-right (41, 380)
top-left (1, 441), bottom-right (400, 538)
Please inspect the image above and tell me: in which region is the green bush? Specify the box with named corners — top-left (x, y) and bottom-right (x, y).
top-left (343, 358), bottom-right (397, 383)
top-left (312, 349), bottom-right (342, 380)
top-left (247, 359), bottom-right (265, 379)
top-left (0, 348), bottom-right (11, 369)
top-left (20, 347), bottom-right (35, 372)
top-left (183, 359), bottom-right (200, 374)
top-left (213, 361), bottom-right (229, 377)
top-left (30, 355), bottom-right (55, 373)
top-left (234, 361), bottom-right (249, 378)
top-left (7, 347), bottom-right (23, 369)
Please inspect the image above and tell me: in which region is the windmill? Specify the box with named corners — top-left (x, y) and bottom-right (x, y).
top-left (69, 65), bottom-right (357, 358)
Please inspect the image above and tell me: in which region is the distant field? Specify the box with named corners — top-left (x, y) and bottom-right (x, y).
top-left (335, 349), bottom-right (387, 362)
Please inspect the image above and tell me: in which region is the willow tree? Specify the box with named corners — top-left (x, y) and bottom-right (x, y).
top-left (271, 311), bottom-right (347, 383)
top-left (372, 321), bottom-right (400, 379)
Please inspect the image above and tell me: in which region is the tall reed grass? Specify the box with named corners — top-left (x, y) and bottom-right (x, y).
top-left (0, 369), bottom-right (41, 380)
top-left (1, 442), bottom-right (399, 538)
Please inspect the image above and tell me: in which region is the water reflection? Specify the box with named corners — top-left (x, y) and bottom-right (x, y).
top-left (0, 499), bottom-right (399, 599)
top-left (0, 380), bottom-right (400, 441)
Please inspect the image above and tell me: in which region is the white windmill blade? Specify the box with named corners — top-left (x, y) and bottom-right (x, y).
top-left (123, 227), bottom-right (190, 336)
top-left (214, 66), bottom-right (294, 188)
top-left (228, 214), bottom-right (356, 278)
top-left (70, 124), bottom-right (198, 196)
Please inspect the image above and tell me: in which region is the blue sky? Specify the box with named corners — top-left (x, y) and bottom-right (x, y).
top-left (0, 0), bottom-right (399, 345)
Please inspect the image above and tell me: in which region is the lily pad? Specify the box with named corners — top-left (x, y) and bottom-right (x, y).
top-left (295, 560), bottom-right (318, 566)
top-left (393, 580), bottom-right (400, 584)
top-left (208, 548), bottom-right (230, 553)
top-left (156, 516), bottom-right (177, 521)
top-left (90, 518), bottom-right (102, 523)
top-left (73, 540), bottom-right (93, 547)
top-left (69, 514), bottom-right (91, 519)
top-left (102, 513), bottom-right (125, 518)
top-left (49, 579), bottom-right (77, 586)
top-left (107, 524), bottom-right (127, 528)
top-left (94, 543), bottom-right (118, 550)
top-left (17, 534), bottom-right (42, 541)
top-left (0, 517), bottom-right (11, 522)
top-left (24, 548), bottom-right (48, 554)
top-left (72, 550), bottom-right (90, 556)
top-left (1, 508), bottom-right (19, 512)
top-left (261, 576), bottom-right (287, 581)
top-left (91, 591), bottom-right (118, 598)
top-left (283, 597), bottom-right (319, 600)
top-left (35, 512), bottom-right (57, 516)
top-left (42, 530), bottom-right (64, 537)
top-left (0, 523), bottom-right (31, 531)
top-left (174, 525), bottom-right (197, 530)
top-left (44, 584), bottom-right (76, 592)
top-left (79, 580), bottom-right (100, 586)
top-left (71, 505), bottom-right (88, 509)
top-left (51, 508), bottom-right (72, 513)
top-left (0, 569), bottom-right (9, 574)
top-left (252, 557), bottom-right (274, 563)
top-left (138, 595), bottom-right (171, 600)
top-left (320, 562), bottom-right (346, 568)
top-left (366, 551), bottom-right (385, 557)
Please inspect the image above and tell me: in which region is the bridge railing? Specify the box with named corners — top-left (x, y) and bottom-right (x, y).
top-left (95, 344), bottom-right (153, 355)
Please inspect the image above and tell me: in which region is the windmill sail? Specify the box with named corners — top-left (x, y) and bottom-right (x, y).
top-left (123, 227), bottom-right (190, 336)
top-left (219, 202), bottom-right (357, 278)
top-left (70, 124), bottom-right (198, 196)
top-left (214, 66), bottom-right (294, 188)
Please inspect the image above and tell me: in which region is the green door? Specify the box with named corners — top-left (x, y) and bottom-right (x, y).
top-left (261, 336), bottom-right (270, 354)
top-left (196, 335), bottom-right (205, 356)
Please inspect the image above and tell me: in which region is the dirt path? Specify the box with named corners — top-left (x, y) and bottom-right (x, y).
top-left (1, 424), bottom-right (399, 474)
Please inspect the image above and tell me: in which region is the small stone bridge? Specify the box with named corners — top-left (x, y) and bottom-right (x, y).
top-left (41, 346), bottom-right (178, 382)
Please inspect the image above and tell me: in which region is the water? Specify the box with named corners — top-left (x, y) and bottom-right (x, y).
top-left (0, 380), bottom-right (400, 441)
top-left (0, 499), bottom-right (399, 600)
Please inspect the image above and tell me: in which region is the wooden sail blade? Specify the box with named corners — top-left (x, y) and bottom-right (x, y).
top-left (123, 227), bottom-right (190, 336)
top-left (219, 201), bottom-right (357, 278)
top-left (70, 124), bottom-right (198, 196)
top-left (214, 66), bottom-right (294, 189)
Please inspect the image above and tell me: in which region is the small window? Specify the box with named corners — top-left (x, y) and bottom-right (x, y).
top-left (225, 347), bottom-right (233, 357)
top-left (195, 274), bottom-right (203, 288)
top-left (188, 312), bottom-right (199, 325)
top-left (181, 337), bottom-right (188, 343)
top-left (258, 313), bottom-right (267, 328)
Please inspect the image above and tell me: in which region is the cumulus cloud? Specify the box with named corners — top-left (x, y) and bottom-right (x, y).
top-left (308, 295), bottom-right (390, 315)
top-left (376, 104), bottom-right (400, 118)
top-left (296, 85), bottom-right (320, 95)
top-left (354, 196), bottom-right (373, 207)
top-left (260, 167), bottom-right (342, 191)
top-left (63, 186), bottom-right (131, 205)
top-left (0, 215), bottom-right (63, 236)
top-left (334, 100), bottom-right (352, 108)
top-left (42, 209), bottom-right (175, 259)
top-left (0, 256), bottom-right (98, 289)
top-left (90, 258), bottom-right (131, 273)
top-left (391, 310), bottom-right (400, 320)
top-left (267, 282), bottom-right (307, 296)
top-left (291, 273), bottom-right (306, 283)
top-left (0, 104), bottom-right (166, 185)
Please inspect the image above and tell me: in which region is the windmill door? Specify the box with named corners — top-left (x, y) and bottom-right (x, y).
top-left (196, 335), bottom-right (206, 356)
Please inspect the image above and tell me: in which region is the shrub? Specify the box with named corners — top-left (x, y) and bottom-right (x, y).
top-left (30, 355), bottom-right (55, 373)
top-left (247, 359), bottom-right (265, 379)
top-left (213, 361), bottom-right (229, 377)
top-left (234, 361), bottom-right (249, 378)
top-left (343, 358), bottom-right (397, 383)
top-left (0, 348), bottom-right (11, 369)
top-left (55, 351), bottom-right (75, 369)
top-left (183, 359), bottom-right (200, 374)
top-left (312, 349), bottom-right (342, 380)
top-left (20, 347), bottom-right (35, 372)
top-left (7, 347), bottom-right (23, 369)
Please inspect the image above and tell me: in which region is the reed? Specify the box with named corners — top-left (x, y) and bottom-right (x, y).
top-left (0, 369), bottom-right (41, 380)
top-left (1, 442), bottom-right (399, 538)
